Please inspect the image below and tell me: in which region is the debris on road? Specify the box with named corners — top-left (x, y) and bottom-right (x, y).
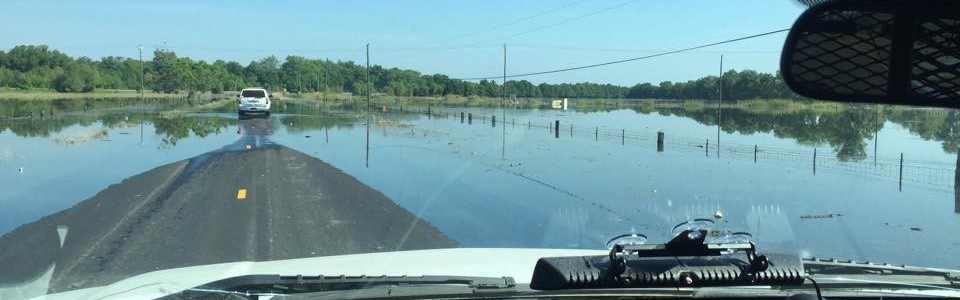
top-left (799, 213), bottom-right (843, 219)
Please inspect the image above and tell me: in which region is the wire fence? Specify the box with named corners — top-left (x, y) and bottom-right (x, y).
top-left (377, 104), bottom-right (959, 191)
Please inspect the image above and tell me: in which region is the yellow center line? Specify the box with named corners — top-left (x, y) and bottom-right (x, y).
top-left (236, 189), bottom-right (247, 200)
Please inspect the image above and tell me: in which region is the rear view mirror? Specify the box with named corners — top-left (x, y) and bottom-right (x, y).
top-left (780, 0), bottom-right (960, 108)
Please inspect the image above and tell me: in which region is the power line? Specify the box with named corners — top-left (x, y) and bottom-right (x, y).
top-left (452, 0), bottom-right (641, 50)
top-left (374, 0), bottom-right (639, 53)
top-left (439, 0), bottom-right (590, 43)
top-left (46, 1), bottom-right (635, 56)
top-left (456, 28), bottom-right (790, 81)
top-left (509, 43), bottom-right (782, 54)
top-left (473, 0), bottom-right (641, 45)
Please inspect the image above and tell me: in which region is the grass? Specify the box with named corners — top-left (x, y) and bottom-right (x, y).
top-left (809, 101), bottom-right (845, 113)
top-left (0, 88), bottom-right (229, 101)
top-left (735, 98), bottom-right (809, 114)
top-left (681, 100), bottom-right (704, 111)
top-left (285, 93), bottom-right (523, 108)
top-left (294, 92), bottom-right (359, 102)
top-left (158, 99), bottom-right (234, 118)
top-left (639, 99), bottom-right (656, 111)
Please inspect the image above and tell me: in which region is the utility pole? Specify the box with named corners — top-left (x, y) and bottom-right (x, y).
top-left (501, 44), bottom-right (507, 160)
top-left (138, 45), bottom-right (145, 146)
top-left (717, 54), bottom-right (723, 158)
top-left (365, 44), bottom-right (371, 168)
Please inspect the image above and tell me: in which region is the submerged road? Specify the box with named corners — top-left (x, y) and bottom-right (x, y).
top-left (0, 116), bottom-right (457, 294)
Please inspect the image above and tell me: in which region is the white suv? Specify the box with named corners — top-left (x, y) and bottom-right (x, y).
top-left (236, 88), bottom-right (272, 115)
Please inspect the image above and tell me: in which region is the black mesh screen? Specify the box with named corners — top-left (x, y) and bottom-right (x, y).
top-left (787, 10), bottom-right (894, 97)
top-left (783, 2), bottom-right (960, 107)
top-left (911, 17), bottom-right (960, 100)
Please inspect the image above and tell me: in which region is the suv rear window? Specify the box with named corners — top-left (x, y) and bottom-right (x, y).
top-left (241, 90), bottom-right (266, 97)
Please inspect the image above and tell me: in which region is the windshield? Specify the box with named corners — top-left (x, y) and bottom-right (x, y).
top-left (1, 1), bottom-right (958, 299)
top-left (241, 89), bottom-right (265, 97)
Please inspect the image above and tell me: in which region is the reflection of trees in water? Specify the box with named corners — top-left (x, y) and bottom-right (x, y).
top-left (152, 116), bottom-right (234, 148)
top-left (654, 106), bottom-right (885, 161)
top-left (887, 109), bottom-right (960, 154)
top-left (275, 102), bottom-right (361, 133)
top-left (0, 98), bottom-right (237, 148)
top-left (3, 98), bottom-right (958, 158)
top-left (0, 98), bottom-right (363, 148)
top-left (4, 117), bottom-right (84, 137)
top-left (586, 100), bottom-right (956, 161)
top-left (275, 100), bottom-right (421, 133)
top-left (0, 98), bottom-right (141, 119)
top-left (0, 99), bottom-right (144, 137)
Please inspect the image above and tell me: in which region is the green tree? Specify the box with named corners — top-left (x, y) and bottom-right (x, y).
top-left (245, 56), bottom-right (280, 90)
top-left (53, 61), bottom-right (99, 92)
top-left (0, 44), bottom-right (804, 100)
top-left (183, 59), bottom-right (210, 96)
top-left (152, 49), bottom-right (186, 93)
top-left (2, 45), bottom-right (71, 72)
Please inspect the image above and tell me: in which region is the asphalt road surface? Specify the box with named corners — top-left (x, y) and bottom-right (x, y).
top-left (0, 116), bottom-right (458, 294)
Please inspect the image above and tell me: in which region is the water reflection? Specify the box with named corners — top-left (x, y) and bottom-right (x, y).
top-left (3, 98), bottom-right (954, 195)
top-left (153, 115), bottom-right (234, 148)
top-left (636, 103), bottom-right (959, 162)
top-left (3, 99), bottom-right (957, 161)
top-left (232, 114), bottom-right (274, 150)
top-left (0, 104), bottom-right (457, 294)
top-left (1, 98), bottom-right (958, 269)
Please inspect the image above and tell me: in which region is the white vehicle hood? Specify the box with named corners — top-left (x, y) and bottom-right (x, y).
top-left (32, 248), bottom-right (606, 300)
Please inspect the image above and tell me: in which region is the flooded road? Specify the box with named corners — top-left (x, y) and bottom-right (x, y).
top-left (0, 111), bottom-right (455, 295)
top-left (0, 98), bottom-right (958, 280)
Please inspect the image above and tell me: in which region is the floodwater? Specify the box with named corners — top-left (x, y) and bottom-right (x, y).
top-left (0, 98), bottom-right (958, 268)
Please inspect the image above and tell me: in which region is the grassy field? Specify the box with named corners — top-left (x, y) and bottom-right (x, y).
top-left (0, 89), bottom-right (854, 117)
top-left (0, 88), bottom-right (230, 101)
top-left (157, 99), bottom-right (235, 118)
top-left (285, 93), bottom-right (539, 108)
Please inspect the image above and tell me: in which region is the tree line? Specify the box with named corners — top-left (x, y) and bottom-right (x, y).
top-left (0, 45), bottom-right (800, 100)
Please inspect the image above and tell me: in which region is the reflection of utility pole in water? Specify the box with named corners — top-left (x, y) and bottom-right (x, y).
top-left (874, 112), bottom-right (879, 166)
top-left (717, 55), bottom-right (723, 158)
top-left (365, 44), bottom-right (371, 168)
top-left (138, 45), bottom-right (144, 146)
top-left (955, 151), bottom-right (959, 214)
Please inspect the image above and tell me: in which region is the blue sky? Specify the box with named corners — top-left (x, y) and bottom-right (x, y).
top-left (1, 0), bottom-right (805, 86)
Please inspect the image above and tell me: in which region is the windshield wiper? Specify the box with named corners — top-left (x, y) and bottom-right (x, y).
top-left (804, 257), bottom-right (960, 290)
top-left (168, 274), bottom-right (517, 299)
